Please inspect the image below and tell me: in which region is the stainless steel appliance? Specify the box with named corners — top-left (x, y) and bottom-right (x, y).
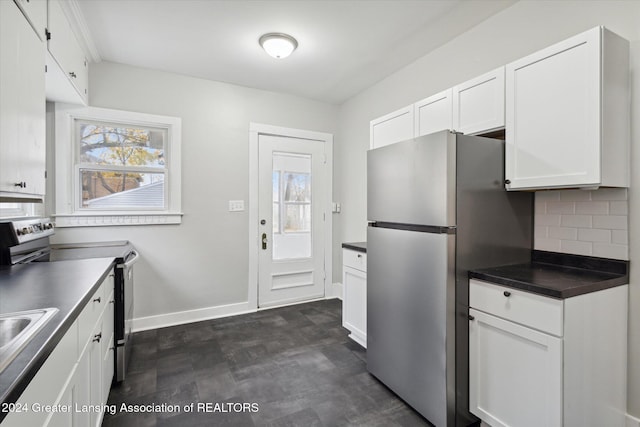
top-left (0, 218), bottom-right (138, 383)
top-left (367, 131), bottom-right (532, 426)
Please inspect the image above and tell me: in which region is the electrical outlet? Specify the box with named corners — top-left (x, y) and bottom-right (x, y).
top-left (228, 200), bottom-right (245, 212)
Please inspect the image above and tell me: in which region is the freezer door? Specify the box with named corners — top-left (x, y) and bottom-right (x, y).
top-left (367, 130), bottom-right (456, 226)
top-left (367, 225), bottom-right (455, 427)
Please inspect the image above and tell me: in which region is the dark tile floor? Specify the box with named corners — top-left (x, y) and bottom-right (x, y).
top-left (102, 299), bottom-right (431, 427)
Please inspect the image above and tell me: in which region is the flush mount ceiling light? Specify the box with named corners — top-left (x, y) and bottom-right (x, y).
top-left (259, 33), bottom-right (298, 59)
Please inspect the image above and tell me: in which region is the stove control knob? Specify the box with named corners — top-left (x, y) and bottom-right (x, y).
top-left (22, 227), bottom-right (29, 235)
top-left (16, 229), bottom-right (22, 236)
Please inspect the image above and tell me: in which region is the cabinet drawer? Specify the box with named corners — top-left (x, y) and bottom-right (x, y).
top-left (469, 279), bottom-right (563, 336)
top-left (78, 280), bottom-right (107, 355)
top-left (343, 249), bottom-right (366, 272)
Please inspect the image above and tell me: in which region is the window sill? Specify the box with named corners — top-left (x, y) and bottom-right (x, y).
top-left (53, 212), bottom-right (183, 227)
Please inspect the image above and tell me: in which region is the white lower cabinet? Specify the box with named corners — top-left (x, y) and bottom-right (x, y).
top-left (469, 309), bottom-right (562, 427)
top-left (469, 279), bottom-right (628, 427)
top-left (2, 270), bottom-right (115, 427)
top-left (342, 249), bottom-right (367, 348)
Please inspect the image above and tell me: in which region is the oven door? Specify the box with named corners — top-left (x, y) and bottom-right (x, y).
top-left (116, 249), bottom-right (139, 381)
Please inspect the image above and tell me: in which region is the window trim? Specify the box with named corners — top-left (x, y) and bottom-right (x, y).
top-left (54, 105), bottom-right (182, 227)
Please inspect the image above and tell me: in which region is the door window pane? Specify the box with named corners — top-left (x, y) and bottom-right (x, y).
top-left (285, 204), bottom-right (311, 232)
top-left (272, 153), bottom-right (312, 260)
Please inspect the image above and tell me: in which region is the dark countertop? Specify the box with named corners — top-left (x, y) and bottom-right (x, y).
top-left (469, 251), bottom-right (629, 299)
top-left (342, 242), bottom-right (367, 253)
top-left (0, 258), bottom-right (116, 415)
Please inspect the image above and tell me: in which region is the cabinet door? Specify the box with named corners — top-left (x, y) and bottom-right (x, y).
top-left (102, 289), bottom-right (115, 403)
top-left (74, 349), bottom-right (92, 427)
top-left (414, 88), bottom-right (452, 137)
top-left (89, 318), bottom-right (103, 427)
top-left (469, 309), bottom-right (562, 427)
top-left (0, 0), bottom-right (46, 197)
top-left (342, 265), bottom-right (367, 348)
top-left (370, 105), bottom-right (414, 149)
top-left (46, 367), bottom-right (76, 427)
top-left (47, 0), bottom-right (88, 104)
top-left (14, 0), bottom-right (47, 40)
top-left (453, 67), bottom-right (505, 135)
top-left (505, 28), bottom-right (601, 190)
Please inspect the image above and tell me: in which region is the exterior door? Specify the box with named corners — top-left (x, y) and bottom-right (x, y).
top-left (258, 134), bottom-right (326, 308)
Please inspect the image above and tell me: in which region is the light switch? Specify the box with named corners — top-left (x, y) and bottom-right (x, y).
top-left (229, 200), bottom-right (245, 212)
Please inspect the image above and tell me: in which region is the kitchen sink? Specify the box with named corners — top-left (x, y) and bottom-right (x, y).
top-left (0, 308), bottom-right (59, 373)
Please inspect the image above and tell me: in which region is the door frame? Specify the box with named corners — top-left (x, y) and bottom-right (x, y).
top-left (248, 123), bottom-right (333, 310)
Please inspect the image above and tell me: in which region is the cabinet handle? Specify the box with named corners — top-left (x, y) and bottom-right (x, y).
top-left (503, 291), bottom-right (511, 297)
top-left (504, 179), bottom-right (511, 185)
top-left (93, 297), bottom-right (102, 303)
top-left (14, 182), bottom-right (26, 188)
top-left (93, 332), bottom-right (102, 343)
top-left (468, 314), bottom-right (475, 321)
top-left (357, 254), bottom-right (362, 258)
top-left (109, 300), bottom-right (115, 304)
top-left (69, 71), bottom-right (77, 78)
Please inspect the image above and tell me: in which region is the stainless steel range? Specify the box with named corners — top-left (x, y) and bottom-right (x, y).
top-left (0, 218), bottom-right (139, 383)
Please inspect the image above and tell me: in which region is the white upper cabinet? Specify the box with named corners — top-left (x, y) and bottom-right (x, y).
top-left (14, 0), bottom-right (47, 40)
top-left (46, 0), bottom-right (89, 105)
top-left (414, 88), bottom-right (453, 137)
top-left (505, 27), bottom-right (629, 190)
top-left (0, 0), bottom-right (46, 200)
top-left (370, 105), bottom-right (414, 149)
top-left (453, 67), bottom-right (505, 135)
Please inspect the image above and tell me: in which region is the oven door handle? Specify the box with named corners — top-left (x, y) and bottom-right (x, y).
top-left (117, 250), bottom-right (140, 268)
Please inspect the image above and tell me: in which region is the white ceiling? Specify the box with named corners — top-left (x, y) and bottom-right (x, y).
top-left (77, 0), bottom-right (515, 104)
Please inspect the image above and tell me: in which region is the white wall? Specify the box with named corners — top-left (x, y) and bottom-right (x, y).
top-left (335, 0), bottom-right (640, 417)
top-left (51, 61), bottom-right (338, 323)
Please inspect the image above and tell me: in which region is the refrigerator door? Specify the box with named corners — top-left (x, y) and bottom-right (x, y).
top-left (367, 224), bottom-right (455, 427)
top-left (368, 130), bottom-right (456, 227)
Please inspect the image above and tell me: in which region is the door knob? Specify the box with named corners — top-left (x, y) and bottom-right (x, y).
top-left (262, 233), bottom-right (268, 250)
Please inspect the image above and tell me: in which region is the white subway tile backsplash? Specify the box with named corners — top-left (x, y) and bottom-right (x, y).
top-left (559, 189), bottom-right (592, 201)
top-left (536, 237), bottom-right (562, 252)
top-left (593, 243), bottom-right (627, 260)
top-left (536, 214), bottom-right (561, 226)
top-left (535, 226), bottom-right (548, 238)
top-left (548, 226), bottom-right (577, 240)
top-left (575, 201), bottom-right (609, 215)
top-left (592, 215), bottom-right (627, 230)
top-left (612, 230), bottom-right (628, 245)
top-left (535, 189), bottom-right (628, 260)
top-left (610, 201), bottom-right (628, 215)
top-left (590, 188), bottom-right (627, 201)
top-left (561, 214), bottom-right (592, 228)
top-left (546, 201), bottom-right (575, 214)
top-left (560, 240), bottom-right (592, 256)
top-left (536, 190), bottom-right (561, 201)
top-left (578, 228), bottom-right (611, 243)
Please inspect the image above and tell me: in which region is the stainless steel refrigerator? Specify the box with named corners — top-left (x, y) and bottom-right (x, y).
top-left (367, 130), bottom-right (532, 426)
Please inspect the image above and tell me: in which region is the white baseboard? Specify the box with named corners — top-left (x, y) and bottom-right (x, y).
top-left (627, 413), bottom-right (640, 427)
top-left (330, 282), bottom-right (343, 300)
top-left (132, 301), bottom-right (255, 332)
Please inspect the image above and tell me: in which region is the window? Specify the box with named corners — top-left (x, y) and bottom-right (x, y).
top-left (77, 121), bottom-right (167, 210)
top-left (0, 203), bottom-right (36, 219)
top-left (54, 106), bottom-right (182, 227)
